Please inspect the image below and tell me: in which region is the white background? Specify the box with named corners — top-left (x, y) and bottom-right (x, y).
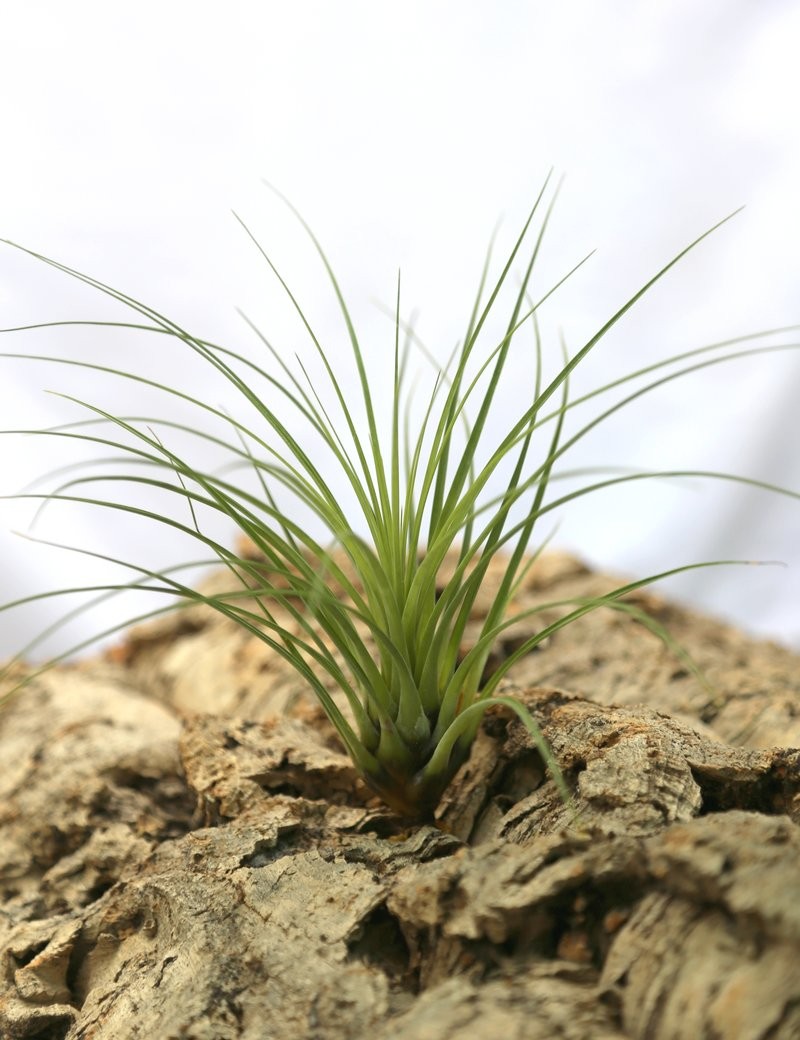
top-left (1, 0), bottom-right (799, 661)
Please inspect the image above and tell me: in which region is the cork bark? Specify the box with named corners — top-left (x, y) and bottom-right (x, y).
top-left (1, 551), bottom-right (799, 1040)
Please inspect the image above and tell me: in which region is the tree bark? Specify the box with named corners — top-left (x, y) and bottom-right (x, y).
top-left (1, 551), bottom-right (799, 1039)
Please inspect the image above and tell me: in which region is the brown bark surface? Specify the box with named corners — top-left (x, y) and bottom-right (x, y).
top-left (1, 551), bottom-right (799, 1039)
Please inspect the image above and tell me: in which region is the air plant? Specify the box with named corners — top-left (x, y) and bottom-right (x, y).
top-left (1, 179), bottom-right (798, 819)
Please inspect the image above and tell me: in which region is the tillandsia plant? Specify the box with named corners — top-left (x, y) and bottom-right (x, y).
top-left (1, 178), bottom-right (799, 819)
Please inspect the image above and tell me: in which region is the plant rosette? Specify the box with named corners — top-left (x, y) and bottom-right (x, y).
top-left (2, 178), bottom-right (799, 820)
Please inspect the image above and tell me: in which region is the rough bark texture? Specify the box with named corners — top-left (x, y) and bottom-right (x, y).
top-left (1, 551), bottom-right (799, 1039)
